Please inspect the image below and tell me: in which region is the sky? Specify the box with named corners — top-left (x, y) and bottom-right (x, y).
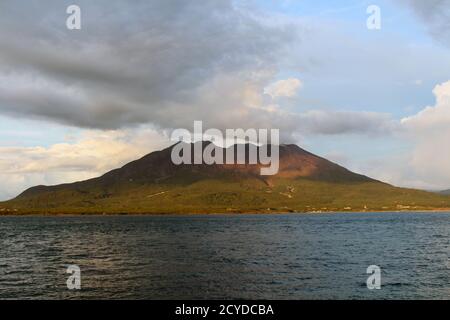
top-left (1, 0), bottom-right (450, 200)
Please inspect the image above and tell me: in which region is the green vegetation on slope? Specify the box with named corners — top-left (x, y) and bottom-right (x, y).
top-left (2, 178), bottom-right (450, 214)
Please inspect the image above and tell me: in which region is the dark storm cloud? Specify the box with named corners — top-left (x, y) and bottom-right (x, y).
top-left (0, 0), bottom-right (295, 129)
top-left (399, 0), bottom-right (450, 46)
top-left (0, 0), bottom-right (396, 136)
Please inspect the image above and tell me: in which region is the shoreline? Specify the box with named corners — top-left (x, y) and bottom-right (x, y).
top-left (1, 209), bottom-right (450, 217)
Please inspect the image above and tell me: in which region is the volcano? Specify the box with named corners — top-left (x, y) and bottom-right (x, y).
top-left (1, 143), bottom-right (450, 214)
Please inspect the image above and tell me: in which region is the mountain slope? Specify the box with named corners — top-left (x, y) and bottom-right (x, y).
top-left (2, 143), bottom-right (450, 214)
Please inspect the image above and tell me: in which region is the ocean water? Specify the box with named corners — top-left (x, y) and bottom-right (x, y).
top-left (0, 212), bottom-right (448, 300)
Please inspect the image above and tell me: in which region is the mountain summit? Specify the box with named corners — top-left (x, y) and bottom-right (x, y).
top-left (2, 143), bottom-right (450, 214)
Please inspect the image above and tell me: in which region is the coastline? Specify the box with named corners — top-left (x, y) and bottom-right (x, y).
top-left (1, 208), bottom-right (450, 216)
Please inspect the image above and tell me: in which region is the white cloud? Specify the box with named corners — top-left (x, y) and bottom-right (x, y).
top-left (264, 78), bottom-right (303, 98)
top-left (309, 80), bottom-right (450, 191)
top-left (395, 80), bottom-right (450, 189)
top-left (0, 128), bottom-right (170, 200)
top-left (401, 81), bottom-right (450, 129)
top-left (349, 80), bottom-right (450, 190)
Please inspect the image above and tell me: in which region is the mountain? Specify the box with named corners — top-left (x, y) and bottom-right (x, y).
top-left (1, 142), bottom-right (450, 214)
top-left (439, 189), bottom-right (450, 195)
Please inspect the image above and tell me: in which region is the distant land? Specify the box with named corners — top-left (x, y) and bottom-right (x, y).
top-left (1, 142), bottom-right (450, 215)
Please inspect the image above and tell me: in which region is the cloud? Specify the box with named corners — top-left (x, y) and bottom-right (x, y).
top-left (395, 80), bottom-right (450, 189)
top-left (307, 80), bottom-right (450, 191)
top-left (264, 78), bottom-right (302, 98)
top-left (341, 80), bottom-right (450, 191)
top-left (0, 1), bottom-right (398, 139)
top-left (0, 128), bottom-right (170, 200)
top-left (0, 0), bottom-right (298, 131)
top-left (399, 0), bottom-right (450, 46)
top-left (297, 110), bottom-right (396, 135)
top-left (401, 80), bottom-right (450, 129)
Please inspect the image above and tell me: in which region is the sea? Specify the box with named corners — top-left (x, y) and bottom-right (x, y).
top-left (0, 212), bottom-right (448, 299)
